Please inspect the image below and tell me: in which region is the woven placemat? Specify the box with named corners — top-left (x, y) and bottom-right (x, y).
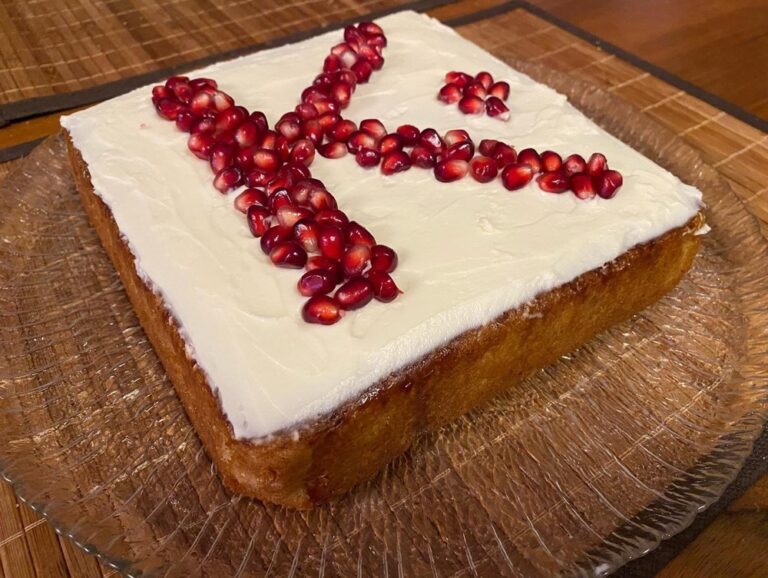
top-left (0, 4), bottom-right (766, 578)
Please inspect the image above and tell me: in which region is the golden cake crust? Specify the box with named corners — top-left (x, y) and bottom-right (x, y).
top-left (67, 134), bottom-right (704, 508)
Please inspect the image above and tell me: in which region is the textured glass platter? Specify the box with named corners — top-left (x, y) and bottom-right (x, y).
top-left (1, 61), bottom-right (767, 577)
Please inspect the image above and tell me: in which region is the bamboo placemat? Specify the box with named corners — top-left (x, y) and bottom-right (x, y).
top-left (0, 4), bottom-right (766, 578)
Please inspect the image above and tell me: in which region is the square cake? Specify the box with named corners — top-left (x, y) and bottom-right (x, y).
top-left (62, 11), bottom-right (704, 507)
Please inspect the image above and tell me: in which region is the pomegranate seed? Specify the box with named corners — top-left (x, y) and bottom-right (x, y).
top-left (335, 277), bottom-right (373, 310)
top-left (464, 82), bottom-right (487, 99)
top-left (214, 129), bottom-right (236, 147)
top-left (295, 102), bottom-right (318, 121)
top-left (379, 133), bottom-right (403, 155)
top-left (175, 111), bottom-right (195, 132)
top-left (308, 189), bottom-right (337, 212)
top-left (324, 54), bottom-right (342, 73)
top-left (475, 71), bottom-right (494, 90)
top-left (381, 150), bottom-right (411, 175)
top-left (171, 85), bottom-right (192, 103)
top-left (250, 111), bottom-right (268, 133)
top-left (367, 53), bottom-right (384, 70)
top-left (419, 129), bottom-right (445, 155)
top-left (270, 241), bottom-right (307, 269)
top-left (318, 224), bottom-right (345, 259)
top-left (210, 143), bottom-right (234, 173)
top-left (188, 132), bottom-right (215, 159)
top-left (276, 116), bottom-right (301, 143)
top-left (438, 83), bottom-right (462, 104)
top-left (156, 98), bottom-right (184, 120)
top-left (517, 148), bottom-right (542, 173)
top-left (370, 244), bottom-right (397, 273)
top-left (278, 161), bottom-right (310, 182)
top-left (191, 116), bottom-right (215, 135)
top-left (318, 142), bottom-right (348, 159)
top-left (360, 119), bottom-right (387, 140)
top-left (327, 119), bottom-right (357, 142)
top-left (236, 147), bottom-right (256, 171)
top-left (215, 107), bottom-right (247, 133)
top-left (458, 95), bottom-right (485, 115)
top-left (259, 130), bottom-right (278, 150)
top-left (152, 85), bottom-right (171, 101)
top-left (317, 112), bottom-right (341, 130)
top-left (443, 141), bottom-right (475, 162)
top-left (489, 81), bottom-right (510, 100)
top-left (359, 21), bottom-right (384, 36)
top-left (501, 163), bottom-right (534, 190)
top-left (267, 189), bottom-right (294, 213)
top-left (302, 86), bottom-right (329, 104)
top-left (540, 150), bottom-right (563, 172)
top-left (315, 209), bottom-right (349, 229)
top-left (294, 219), bottom-right (320, 252)
top-left (301, 119), bottom-right (324, 146)
top-left (434, 159), bottom-right (469, 182)
top-left (356, 148), bottom-right (381, 168)
top-left (347, 130), bottom-right (377, 154)
top-left (351, 59), bottom-right (373, 83)
top-left (298, 269), bottom-right (337, 297)
top-left (212, 91), bottom-right (234, 112)
top-left (367, 34), bottom-right (387, 50)
top-left (478, 139), bottom-right (499, 157)
top-left (491, 142), bottom-right (517, 169)
top-left (330, 81), bottom-right (352, 108)
top-left (469, 156), bottom-right (498, 183)
top-left (190, 90), bottom-right (213, 115)
top-left (253, 149), bottom-right (280, 172)
top-left (235, 188), bottom-right (268, 213)
top-left (396, 124), bottom-right (420, 146)
top-left (233, 121), bottom-right (259, 147)
top-left (338, 69), bottom-right (358, 88)
top-left (307, 255), bottom-right (343, 281)
top-left (302, 295), bottom-right (342, 325)
top-left (410, 145), bottom-right (436, 168)
top-left (445, 71), bottom-right (473, 88)
top-left (342, 244), bottom-right (371, 277)
top-left (246, 168), bottom-right (272, 187)
top-left (367, 270), bottom-right (400, 302)
top-left (587, 152), bottom-right (608, 176)
top-left (537, 171), bottom-right (569, 193)
top-left (213, 167), bottom-right (242, 192)
top-left (570, 173), bottom-right (596, 200)
top-left (345, 221), bottom-right (376, 247)
top-left (276, 136), bottom-right (291, 162)
top-left (594, 170), bottom-right (623, 199)
top-left (277, 206), bottom-right (313, 228)
top-left (266, 174), bottom-right (295, 196)
top-left (190, 77), bottom-right (217, 91)
top-left (290, 139), bottom-right (315, 166)
top-left (246, 205), bottom-right (271, 237)
top-left (332, 41), bottom-right (355, 56)
top-left (563, 153), bottom-right (587, 176)
top-left (485, 96), bottom-right (510, 121)
top-left (260, 225), bottom-right (292, 254)
top-left (165, 75), bottom-right (189, 90)
top-left (444, 129), bottom-right (471, 146)
top-left (290, 178), bottom-right (322, 205)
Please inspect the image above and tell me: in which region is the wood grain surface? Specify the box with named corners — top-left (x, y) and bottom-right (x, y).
top-left (0, 1), bottom-right (766, 577)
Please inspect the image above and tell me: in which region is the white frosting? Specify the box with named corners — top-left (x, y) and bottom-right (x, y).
top-left (62, 11), bottom-right (703, 440)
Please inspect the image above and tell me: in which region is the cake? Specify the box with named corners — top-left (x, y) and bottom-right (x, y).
top-left (62, 11), bottom-right (705, 508)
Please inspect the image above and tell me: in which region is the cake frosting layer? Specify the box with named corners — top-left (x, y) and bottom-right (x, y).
top-left (62, 11), bottom-right (703, 440)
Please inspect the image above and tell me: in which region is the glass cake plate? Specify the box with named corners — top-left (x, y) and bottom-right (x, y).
top-left (1, 60), bottom-right (766, 578)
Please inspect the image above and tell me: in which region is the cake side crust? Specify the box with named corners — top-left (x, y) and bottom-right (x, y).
top-left (67, 134), bottom-right (703, 508)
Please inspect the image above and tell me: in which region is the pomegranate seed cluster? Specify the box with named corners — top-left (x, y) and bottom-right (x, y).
top-left (150, 22), bottom-right (400, 326)
top-left (438, 70), bottom-right (510, 120)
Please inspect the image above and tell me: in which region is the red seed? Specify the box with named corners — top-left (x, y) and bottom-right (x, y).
top-left (563, 153), bottom-right (587, 176)
top-left (302, 295), bottom-right (342, 325)
top-left (234, 121), bottom-right (259, 147)
top-left (419, 128), bottom-right (445, 155)
top-left (266, 175), bottom-right (294, 196)
top-left (342, 244), bottom-right (371, 277)
top-left (345, 221), bottom-right (376, 247)
top-left (367, 270), bottom-right (400, 302)
top-left (356, 148), bottom-right (381, 168)
top-left (359, 21), bottom-right (384, 36)
top-left (491, 142), bottom-right (517, 169)
top-left (246, 168), bottom-right (272, 187)
top-left (458, 95), bottom-right (485, 115)
top-left (188, 132), bottom-right (215, 159)
top-left (587, 152), bottom-right (608, 176)
top-left (370, 244), bottom-right (398, 272)
top-left (463, 82), bottom-right (487, 99)
top-left (276, 116), bottom-right (301, 143)
top-left (210, 143), bottom-right (234, 173)
top-left (445, 71), bottom-right (473, 88)
top-left (165, 75), bottom-right (189, 89)
top-left (213, 129), bottom-right (235, 147)
top-left (301, 119), bottom-right (324, 146)
top-left (360, 118), bottom-right (387, 140)
top-left (327, 119), bottom-right (357, 142)
top-left (570, 173), bottom-right (596, 199)
top-left (434, 159), bottom-right (469, 182)
top-left (379, 133), bottom-right (403, 155)
top-left (485, 96), bottom-right (510, 121)
top-left (318, 142), bottom-right (348, 159)
top-left (290, 139), bottom-right (315, 166)
top-left (190, 90), bottom-right (214, 115)
top-left (302, 85), bottom-right (329, 104)
top-left (475, 71), bottom-right (494, 90)
top-left (307, 255), bottom-right (343, 282)
top-left (298, 269), bottom-right (337, 297)
top-left (259, 130), bottom-right (278, 150)
top-left (324, 53), bottom-right (342, 73)
top-left (469, 156), bottom-right (498, 183)
top-left (381, 150), bottom-right (411, 175)
top-left (270, 241), bottom-right (308, 268)
top-left (151, 85), bottom-right (170, 102)
top-left (212, 90), bottom-right (234, 112)
top-left (594, 169), bottom-right (623, 199)
top-left (253, 149), bottom-right (281, 172)
top-left (191, 116), bottom-right (216, 135)
top-left (246, 205), bottom-right (271, 237)
top-left (294, 219), bottom-right (320, 253)
top-left (317, 111), bottom-right (340, 130)
top-left (444, 129), bottom-right (471, 146)
top-left (517, 148), bottom-right (542, 173)
top-left (396, 124), bottom-right (420, 146)
top-left (537, 171), bottom-right (569, 193)
top-left (330, 81), bottom-right (352, 108)
top-left (539, 150), bottom-right (562, 173)
top-left (235, 188), bottom-right (268, 213)
top-left (295, 102), bottom-right (319, 121)
top-left (335, 277), bottom-right (374, 310)
top-left (250, 111), bottom-right (269, 133)
top-left (346, 130), bottom-right (377, 154)
top-left (478, 139), bottom-right (499, 157)
top-left (501, 163), bottom-right (534, 190)
top-left (190, 77), bottom-right (217, 91)
top-left (331, 41), bottom-right (355, 56)
top-left (260, 225), bottom-right (293, 254)
top-left (410, 145), bottom-right (436, 169)
top-left (318, 224), bottom-right (345, 259)
top-left (278, 161), bottom-right (310, 182)
top-left (172, 82), bottom-right (193, 103)
top-left (351, 59), bottom-right (373, 83)
top-left (213, 167), bottom-right (242, 192)
top-left (308, 188), bottom-right (337, 212)
top-left (276, 205), bottom-right (313, 228)
top-left (443, 141), bottom-right (475, 162)
top-left (155, 98), bottom-right (184, 121)
top-left (438, 83), bottom-right (462, 104)
top-left (175, 111), bottom-right (195, 132)
top-left (315, 209), bottom-right (349, 229)
top-left (489, 81), bottom-right (510, 100)
top-left (267, 189), bottom-right (294, 213)
top-left (236, 147), bottom-right (255, 171)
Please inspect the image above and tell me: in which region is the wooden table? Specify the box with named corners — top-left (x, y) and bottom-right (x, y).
top-left (0, 1), bottom-right (766, 576)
